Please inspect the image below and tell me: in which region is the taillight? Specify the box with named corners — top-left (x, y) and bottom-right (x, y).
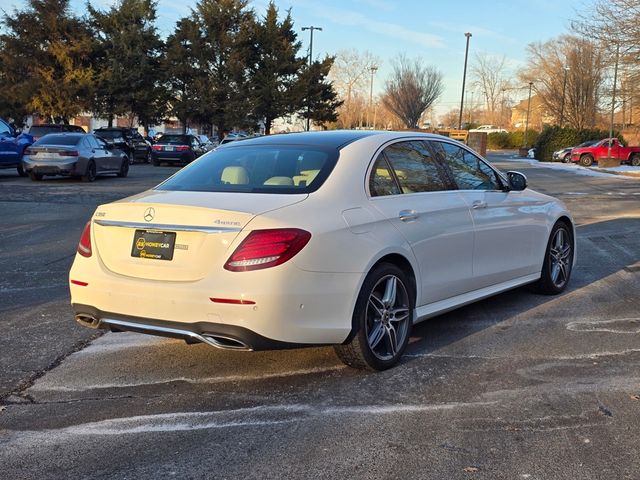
top-left (175, 145), bottom-right (190, 151)
top-left (224, 228), bottom-right (311, 272)
top-left (60, 150), bottom-right (79, 156)
top-left (77, 221), bottom-right (92, 257)
top-left (152, 145), bottom-right (162, 151)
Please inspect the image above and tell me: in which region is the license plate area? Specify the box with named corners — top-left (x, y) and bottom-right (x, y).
top-left (164, 146), bottom-right (174, 151)
top-left (131, 230), bottom-right (176, 261)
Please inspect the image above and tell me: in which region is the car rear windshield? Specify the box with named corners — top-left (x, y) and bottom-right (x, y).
top-left (33, 135), bottom-right (80, 146)
top-left (29, 126), bottom-right (62, 136)
top-left (159, 135), bottom-right (190, 145)
top-left (95, 130), bottom-right (125, 139)
top-left (156, 145), bottom-right (337, 194)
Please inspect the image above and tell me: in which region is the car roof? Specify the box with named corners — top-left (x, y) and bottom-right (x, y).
top-left (221, 130), bottom-right (385, 149)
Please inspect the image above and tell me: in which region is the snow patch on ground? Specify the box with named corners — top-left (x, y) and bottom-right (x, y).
top-left (508, 156), bottom-right (639, 178)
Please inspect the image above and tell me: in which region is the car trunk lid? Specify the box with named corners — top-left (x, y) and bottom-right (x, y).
top-left (92, 190), bottom-right (307, 281)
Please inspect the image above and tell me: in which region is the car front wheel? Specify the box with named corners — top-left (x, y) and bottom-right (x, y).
top-left (580, 154), bottom-right (594, 167)
top-left (117, 158), bottom-right (129, 177)
top-left (17, 164), bottom-right (27, 176)
top-left (334, 263), bottom-right (414, 371)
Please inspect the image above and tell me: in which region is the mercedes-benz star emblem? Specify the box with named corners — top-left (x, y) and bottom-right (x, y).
top-left (143, 207), bottom-right (155, 222)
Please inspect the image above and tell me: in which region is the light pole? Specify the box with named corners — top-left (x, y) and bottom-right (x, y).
top-left (367, 64), bottom-right (378, 129)
top-left (458, 32), bottom-right (472, 130)
top-left (559, 66), bottom-right (570, 127)
top-left (608, 43), bottom-right (620, 160)
top-left (301, 26), bottom-right (322, 132)
top-left (523, 82), bottom-right (534, 149)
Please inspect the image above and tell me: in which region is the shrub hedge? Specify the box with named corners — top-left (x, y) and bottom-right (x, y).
top-left (487, 130), bottom-right (539, 149)
top-left (533, 126), bottom-right (625, 162)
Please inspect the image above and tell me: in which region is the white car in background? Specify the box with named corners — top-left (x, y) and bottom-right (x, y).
top-left (70, 131), bottom-right (575, 370)
top-left (469, 125), bottom-right (508, 134)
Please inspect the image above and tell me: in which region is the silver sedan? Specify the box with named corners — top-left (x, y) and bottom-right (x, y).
top-left (23, 133), bottom-right (130, 182)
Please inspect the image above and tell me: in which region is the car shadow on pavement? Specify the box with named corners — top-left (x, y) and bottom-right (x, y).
top-left (406, 217), bottom-right (640, 359)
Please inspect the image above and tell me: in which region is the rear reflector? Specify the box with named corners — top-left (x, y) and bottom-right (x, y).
top-left (210, 297), bottom-right (256, 305)
top-left (224, 228), bottom-right (311, 272)
top-left (77, 221), bottom-right (92, 257)
top-left (70, 280), bottom-right (89, 286)
top-left (151, 145), bottom-right (162, 151)
top-left (175, 145), bottom-right (190, 152)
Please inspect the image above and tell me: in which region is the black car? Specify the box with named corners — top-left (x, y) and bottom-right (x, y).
top-left (150, 134), bottom-right (206, 166)
top-left (28, 124), bottom-right (85, 142)
top-left (94, 128), bottom-right (151, 164)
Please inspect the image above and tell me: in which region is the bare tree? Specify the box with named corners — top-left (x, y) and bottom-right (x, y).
top-left (520, 35), bottom-right (605, 129)
top-left (471, 53), bottom-right (510, 124)
top-left (329, 49), bottom-right (380, 128)
top-left (382, 55), bottom-right (443, 129)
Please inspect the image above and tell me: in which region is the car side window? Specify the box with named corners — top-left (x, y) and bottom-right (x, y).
top-left (369, 155), bottom-right (401, 197)
top-left (382, 141), bottom-right (448, 194)
top-left (0, 120), bottom-right (12, 136)
top-left (94, 136), bottom-right (109, 149)
top-left (431, 141), bottom-right (501, 191)
top-left (86, 135), bottom-right (99, 149)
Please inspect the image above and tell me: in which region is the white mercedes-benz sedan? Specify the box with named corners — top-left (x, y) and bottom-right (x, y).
top-left (70, 131), bottom-right (575, 370)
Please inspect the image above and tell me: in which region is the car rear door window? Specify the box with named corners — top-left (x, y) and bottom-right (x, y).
top-left (369, 155), bottom-right (401, 196)
top-left (382, 141), bottom-right (448, 193)
top-left (431, 141), bottom-right (502, 191)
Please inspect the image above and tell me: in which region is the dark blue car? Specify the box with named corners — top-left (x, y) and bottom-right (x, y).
top-left (0, 118), bottom-right (34, 176)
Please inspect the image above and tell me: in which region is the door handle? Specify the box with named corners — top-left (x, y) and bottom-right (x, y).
top-left (399, 209), bottom-right (419, 222)
top-left (472, 200), bottom-right (488, 209)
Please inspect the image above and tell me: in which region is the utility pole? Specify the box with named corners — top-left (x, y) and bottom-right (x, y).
top-left (523, 82), bottom-right (533, 148)
top-left (559, 66), bottom-right (570, 127)
top-left (608, 43), bottom-right (620, 160)
top-left (301, 26), bottom-right (322, 132)
top-left (367, 64), bottom-right (378, 129)
top-left (458, 32), bottom-right (472, 130)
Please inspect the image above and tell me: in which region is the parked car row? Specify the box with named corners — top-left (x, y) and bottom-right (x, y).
top-left (552, 138), bottom-right (640, 167)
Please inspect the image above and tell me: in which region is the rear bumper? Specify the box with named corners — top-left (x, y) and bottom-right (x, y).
top-left (69, 252), bottom-right (362, 347)
top-left (151, 151), bottom-right (193, 162)
top-left (23, 158), bottom-right (82, 175)
top-left (73, 304), bottom-right (322, 351)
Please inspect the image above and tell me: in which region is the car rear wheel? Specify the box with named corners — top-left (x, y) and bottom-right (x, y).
top-left (334, 263), bottom-right (414, 371)
top-left (630, 154), bottom-right (640, 167)
top-left (152, 157), bottom-right (160, 166)
top-left (82, 161), bottom-right (97, 182)
top-left (580, 154), bottom-right (594, 167)
top-left (532, 221), bottom-right (573, 295)
top-left (146, 149), bottom-right (152, 163)
top-left (29, 171), bottom-right (43, 181)
top-left (17, 164), bottom-right (27, 177)
top-left (117, 158), bottom-right (129, 177)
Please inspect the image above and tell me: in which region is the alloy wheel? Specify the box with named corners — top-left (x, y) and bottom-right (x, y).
top-left (365, 275), bottom-right (411, 361)
top-left (549, 227), bottom-right (571, 289)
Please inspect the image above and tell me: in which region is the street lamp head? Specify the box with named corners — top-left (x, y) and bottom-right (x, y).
top-left (465, 32), bottom-right (472, 38)
top-left (370, 64), bottom-right (379, 73)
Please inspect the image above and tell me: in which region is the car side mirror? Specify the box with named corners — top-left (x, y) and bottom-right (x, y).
top-left (506, 171), bottom-right (527, 191)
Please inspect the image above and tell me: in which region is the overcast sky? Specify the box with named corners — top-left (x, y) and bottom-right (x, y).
top-left (2, 0), bottom-right (585, 115)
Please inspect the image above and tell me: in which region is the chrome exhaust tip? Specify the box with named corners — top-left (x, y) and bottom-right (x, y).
top-left (201, 334), bottom-right (252, 351)
top-left (75, 314), bottom-right (101, 329)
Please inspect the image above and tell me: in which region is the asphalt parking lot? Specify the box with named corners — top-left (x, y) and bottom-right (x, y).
top-left (1, 154), bottom-right (639, 479)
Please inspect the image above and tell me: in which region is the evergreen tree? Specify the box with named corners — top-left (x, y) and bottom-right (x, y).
top-left (0, 0), bottom-right (93, 123)
top-left (298, 56), bottom-right (343, 128)
top-left (164, 17), bottom-right (207, 132)
top-left (195, 0), bottom-right (255, 139)
top-left (248, 2), bottom-right (305, 135)
top-left (87, 0), bottom-right (165, 130)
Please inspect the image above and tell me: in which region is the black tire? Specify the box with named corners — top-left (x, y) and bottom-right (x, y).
top-left (146, 149), bottom-right (152, 163)
top-left (82, 161), bottom-right (97, 182)
top-left (152, 156), bottom-right (160, 166)
top-left (129, 149), bottom-right (135, 165)
top-left (580, 154), bottom-right (594, 167)
top-left (29, 171), bottom-right (43, 181)
top-left (334, 263), bottom-right (414, 371)
top-left (532, 221), bottom-right (573, 295)
top-left (117, 157), bottom-right (129, 177)
top-left (17, 164), bottom-right (27, 177)
top-left (562, 153), bottom-right (571, 163)
top-left (630, 154), bottom-right (640, 167)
